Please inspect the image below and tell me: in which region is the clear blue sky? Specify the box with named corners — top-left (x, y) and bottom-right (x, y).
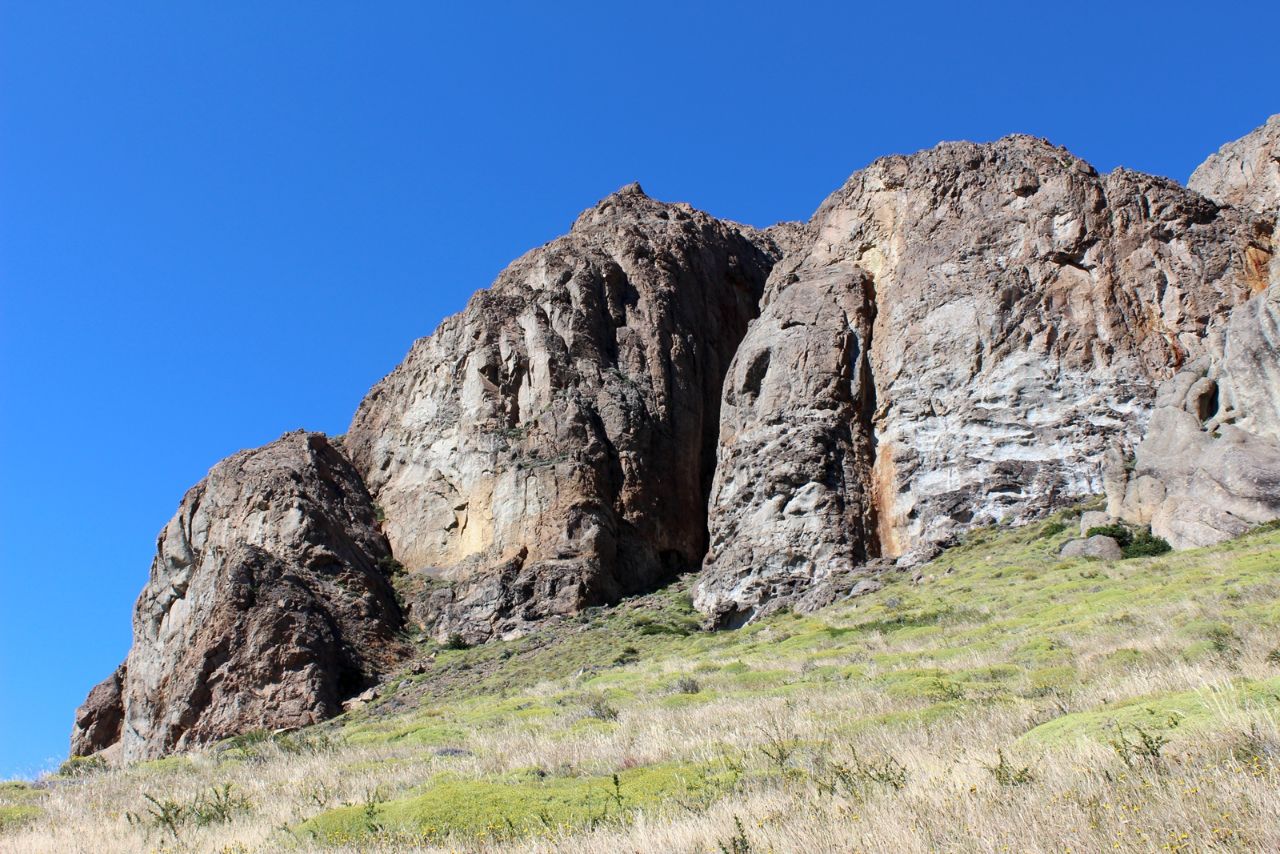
top-left (0, 0), bottom-right (1274, 778)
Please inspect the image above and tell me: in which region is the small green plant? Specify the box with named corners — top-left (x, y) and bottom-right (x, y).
top-left (582, 692), bottom-right (620, 721)
top-left (756, 712), bottom-right (799, 772)
top-left (930, 678), bottom-right (966, 701)
top-left (361, 787), bottom-right (386, 834)
top-left (137, 793), bottom-right (186, 840)
top-left (443, 633), bottom-right (471, 650)
top-left (717, 815), bottom-right (754, 854)
top-left (1040, 520), bottom-right (1068, 538)
top-left (672, 675), bottom-right (701, 694)
top-left (57, 754), bottom-right (107, 778)
top-left (377, 555), bottom-right (406, 577)
top-left (1108, 722), bottom-right (1171, 767)
top-left (191, 784), bottom-right (252, 826)
top-left (986, 749), bottom-right (1034, 786)
top-left (850, 749), bottom-right (908, 790)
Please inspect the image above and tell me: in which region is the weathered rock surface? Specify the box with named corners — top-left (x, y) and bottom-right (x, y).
top-left (1190, 115), bottom-right (1280, 216)
top-left (1059, 535), bottom-right (1122, 561)
top-left (1078, 510), bottom-right (1112, 537)
top-left (1110, 116), bottom-right (1280, 549)
top-left (72, 432), bottom-right (406, 761)
top-left (69, 664), bottom-right (126, 758)
top-left (346, 185), bottom-right (780, 642)
top-left (697, 134), bottom-right (1271, 623)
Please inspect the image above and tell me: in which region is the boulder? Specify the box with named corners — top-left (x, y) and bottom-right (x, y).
top-left (1059, 535), bottom-right (1122, 561)
top-left (69, 665), bottom-right (126, 758)
top-left (1078, 511), bottom-right (1112, 537)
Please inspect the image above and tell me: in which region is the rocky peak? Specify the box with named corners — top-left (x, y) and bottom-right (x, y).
top-left (1109, 116), bottom-right (1280, 548)
top-left (345, 188), bottom-right (780, 642)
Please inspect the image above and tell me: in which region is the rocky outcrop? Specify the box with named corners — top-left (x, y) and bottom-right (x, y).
top-left (345, 185), bottom-right (779, 642)
top-left (696, 134), bottom-right (1271, 624)
top-left (72, 432), bottom-right (406, 762)
top-left (1190, 115), bottom-right (1280, 217)
top-left (1108, 116), bottom-right (1280, 549)
top-left (69, 665), bottom-right (126, 758)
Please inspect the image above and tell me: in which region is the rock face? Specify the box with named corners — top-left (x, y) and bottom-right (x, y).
top-left (345, 185), bottom-right (779, 642)
top-left (72, 432), bottom-right (405, 762)
top-left (1190, 115), bottom-right (1280, 216)
top-left (69, 665), bottom-right (126, 758)
top-left (1110, 116), bottom-right (1280, 549)
top-left (696, 134), bottom-right (1271, 624)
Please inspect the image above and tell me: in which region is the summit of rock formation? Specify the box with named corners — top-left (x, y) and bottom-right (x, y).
top-left (344, 185), bottom-right (781, 642)
top-left (695, 133), bottom-right (1272, 625)
top-left (71, 432), bottom-right (406, 762)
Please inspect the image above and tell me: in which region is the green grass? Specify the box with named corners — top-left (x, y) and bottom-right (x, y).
top-left (296, 762), bottom-right (739, 845)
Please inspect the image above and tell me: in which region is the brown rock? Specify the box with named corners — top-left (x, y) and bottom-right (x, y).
top-left (1111, 116), bottom-right (1280, 549)
top-left (69, 665), bottom-right (126, 758)
top-left (72, 431), bottom-right (406, 762)
top-left (345, 184), bottom-right (781, 641)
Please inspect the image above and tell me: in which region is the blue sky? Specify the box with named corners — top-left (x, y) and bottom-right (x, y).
top-left (0, 0), bottom-right (1274, 778)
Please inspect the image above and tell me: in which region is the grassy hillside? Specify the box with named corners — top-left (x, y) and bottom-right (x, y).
top-left (5, 508), bottom-right (1280, 853)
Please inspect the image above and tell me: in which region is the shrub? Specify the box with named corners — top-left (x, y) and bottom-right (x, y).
top-left (377, 555), bottom-right (406, 577)
top-left (1040, 521), bottom-right (1068, 538)
top-left (581, 693), bottom-right (619, 721)
top-left (1086, 524), bottom-right (1133, 546)
top-left (717, 816), bottom-right (754, 854)
top-left (672, 675), bottom-right (701, 694)
top-left (443, 633), bottom-right (471, 651)
top-left (1085, 524), bottom-right (1172, 558)
top-left (1109, 723), bottom-right (1172, 767)
top-left (1121, 528), bottom-right (1172, 558)
top-left (986, 749), bottom-right (1034, 786)
top-left (58, 754), bottom-right (107, 778)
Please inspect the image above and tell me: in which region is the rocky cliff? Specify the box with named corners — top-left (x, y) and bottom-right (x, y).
top-left (71, 432), bottom-right (406, 761)
top-left (344, 184), bottom-right (779, 642)
top-left (696, 134), bottom-right (1272, 624)
top-left (74, 116), bottom-right (1280, 761)
top-left (1110, 117), bottom-right (1280, 547)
